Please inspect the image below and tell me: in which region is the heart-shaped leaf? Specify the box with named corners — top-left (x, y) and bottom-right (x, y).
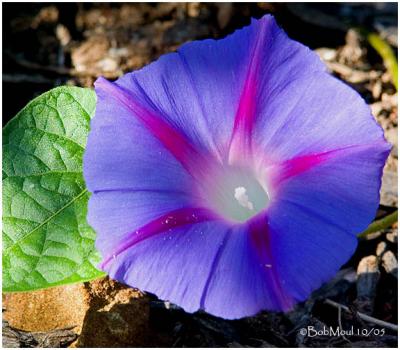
top-left (3, 86), bottom-right (104, 292)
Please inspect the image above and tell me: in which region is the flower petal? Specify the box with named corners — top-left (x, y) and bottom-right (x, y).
top-left (99, 206), bottom-right (218, 270)
top-left (265, 143), bottom-right (390, 301)
top-left (88, 190), bottom-right (199, 256)
top-left (92, 77), bottom-right (215, 181)
top-left (83, 79), bottom-right (195, 194)
top-left (266, 201), bottom-right (358, 302)
top-left (114, 15), bottom-right (325, 164)
top-left (200, 220), bottom-right (295, 319)
top-left (266, 142), bottom-right (390, 195)
top-left (104, 219), bottom-right (232, 314)
top-left (83, 81), bottom-right (212, 266)
top-left (253, 72), bottom-right (389, 167)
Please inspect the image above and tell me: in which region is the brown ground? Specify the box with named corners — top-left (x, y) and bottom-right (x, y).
top-left (2, 3), bottom-right (398, 348)
top-left (3, 277), bottom-right (159, 347)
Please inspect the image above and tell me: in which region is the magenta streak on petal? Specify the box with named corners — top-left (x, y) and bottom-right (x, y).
top-left (93, 187), bottom-right (197, 197)
top-left (228, 22), bottom-right (267, 164)
top-left (248, 215), bottom-right (294, 311)
top-left (95, 77), bottom-right (215, 181)
top-left (273, 152), bottom-right (329, 185)
top-left (99, 207), bottom-right (218, 270)
top-left (268, 143), bottom-right (387, 190)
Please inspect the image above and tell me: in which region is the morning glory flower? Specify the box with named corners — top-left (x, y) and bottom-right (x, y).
top-left (83, 15), bottom-right (390, 319)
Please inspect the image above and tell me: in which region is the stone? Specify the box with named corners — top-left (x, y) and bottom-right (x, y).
top-left (376, 241), bottom-right (387, 258)
top-left (3, 283), bottom-right (88, 333)
top-left (355, 256), bottom-right (380, 315)
top-left (386, 228), bottom-right (398, 243)
top-left (382, 251), bottom-right (398, 279)
top-left (380, 169), bottom-right (398, 207)
top-left (3, 277), bottom-right (151, 347)
top-left (77, 278), bottom-right (150, 347)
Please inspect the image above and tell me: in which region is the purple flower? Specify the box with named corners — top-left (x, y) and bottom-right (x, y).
top-left (83, 15), bottom-right (390, 319)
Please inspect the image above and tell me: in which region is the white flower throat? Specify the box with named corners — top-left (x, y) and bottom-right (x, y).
top-left (204, 166), bottom-right (269, 223)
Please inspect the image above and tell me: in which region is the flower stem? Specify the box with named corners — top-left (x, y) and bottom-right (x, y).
top-left (358, 210), bottom-right (398, 239)
top-left (367, 32), bottom-right (398, 91)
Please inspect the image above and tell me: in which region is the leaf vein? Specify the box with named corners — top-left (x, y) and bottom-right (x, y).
top-left (4, 189), bottom-right (88, 255)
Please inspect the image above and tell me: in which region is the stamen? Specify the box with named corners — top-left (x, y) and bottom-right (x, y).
top-left (203, 166), bottom-right (269, 222)
top-left (234, 186), bottom-right (254, 211)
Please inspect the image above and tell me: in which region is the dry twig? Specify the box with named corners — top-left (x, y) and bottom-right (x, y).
top-left (324, 299), bottom-right (398, 332)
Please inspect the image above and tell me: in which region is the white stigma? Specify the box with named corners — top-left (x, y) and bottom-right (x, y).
top-left (234, 186), bottom-right (254, 211)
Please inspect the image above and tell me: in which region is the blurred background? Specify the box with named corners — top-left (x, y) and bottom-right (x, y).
top-left (3, 3), bottom-right (398, 120)
top-left (2, 2), bottom-right (398, 348)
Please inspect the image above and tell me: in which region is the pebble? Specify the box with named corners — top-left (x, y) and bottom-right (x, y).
top-left (386, 228), bottom-right (398, 243)
top-left (376, 241), bottom-right (387, 258)
top-left (382, 251), bottom-right (398, 278)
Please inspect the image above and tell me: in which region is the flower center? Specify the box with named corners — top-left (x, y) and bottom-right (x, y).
top-left (204, 166), bottom-right (269, 223)
top-left (234, 186), bottom-right (254, 211)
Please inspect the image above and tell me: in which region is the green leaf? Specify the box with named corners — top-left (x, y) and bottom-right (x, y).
top-left (2, 86), bottom-right (104, 292)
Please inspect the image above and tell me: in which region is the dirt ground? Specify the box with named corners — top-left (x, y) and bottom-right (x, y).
top-left (2, 2), bottom-right (398, 348)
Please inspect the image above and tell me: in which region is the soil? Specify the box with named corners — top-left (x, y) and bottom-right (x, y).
top-left (2, 2), bottom-right (398, 348)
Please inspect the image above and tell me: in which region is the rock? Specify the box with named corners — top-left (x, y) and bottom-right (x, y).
top-left (71, 35), bottom-right (110, 73)
top-left (315, 47), bottom-right (337, 62)
top-left (2, 320), bottom-right (77, 348)
top-left (339, 29), bottom-right (364, 66)
top-left (96, 57), bottom-right (119, 72)
top-left (376, 241), bottom-right (387, 258)
top-left (55, 24), bottom-right (71, 47)
top-left (31, 6), bottom-right (59, 29)
top-left (355, 256), bottom-right (380, 315)
top-left (217, 3), bottom-right (234, 29)
top-left (77, 278), bottom-right (150, 347)
top-left (380, 169), bottom-right (398, 207)
top-left (187, 3), bottom-right (201, 18)
top-left (2, 277), bottom-right (151, 347)
top-left (356, 256), bottom-right (380, 290)
top-left (386, 228), bottom-right (398, 243)
top-left (382, 251), bottom-right (398, 279)
top-left (385, 127), bottom-right (398, 158)
top-left (3, 283), bottom-right (88, 333)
